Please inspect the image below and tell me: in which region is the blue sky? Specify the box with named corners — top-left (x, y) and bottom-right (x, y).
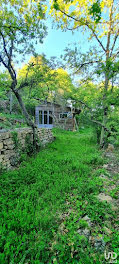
top-left (0, 17), bottom-right (94, 74)
top-left (37, 24), bottom-right (90, 59)
top-left (21, 18), bottom-right (92, 68)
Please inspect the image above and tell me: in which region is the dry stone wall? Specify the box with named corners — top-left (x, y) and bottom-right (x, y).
top-left (0, 127), bottom-right (54, 169)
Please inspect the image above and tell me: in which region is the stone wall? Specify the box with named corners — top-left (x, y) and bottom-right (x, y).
top-left (0, 127), bottom-right (54, 169)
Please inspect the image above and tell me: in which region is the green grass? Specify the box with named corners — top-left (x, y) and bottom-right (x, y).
top-left (0, 112), bottom-right (27, 129)
top-left (0, 128), bottom-right (118, 263)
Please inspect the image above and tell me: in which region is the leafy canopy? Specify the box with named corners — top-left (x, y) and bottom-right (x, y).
top-left (50, 0), bottom-right (119, 54)
top-left (0, 0), bottom-right (47, 66)
top-left (17, 55), bottom-right (75, 101)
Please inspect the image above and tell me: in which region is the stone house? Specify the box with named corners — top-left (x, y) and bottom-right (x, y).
top-left (35, 101), bottom-right (80, 131)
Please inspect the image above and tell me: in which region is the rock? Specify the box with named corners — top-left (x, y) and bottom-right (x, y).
top-left (109, 163), bottom-right (114, 167)
top-left (103, 164), bottom-right (108, 169)
top-left (0, 155), bottom-right (4, 162)
top-left (4, 139), bottom-right (13, 145)
top-left (103, 227), bottom-right (112, 235)
top-left (99, 174), bottom-right (108, 180)
top-left (105, 152), bottom-right (115, 158)
top-left (0, 128), bottom-right (54, 169)
top-left (106, 144), bottom-right (114, 152)
top-left (77, 228), bottom-right (90, 238)
top-left (0, 132), bottom-right (10, 140)
top-left (111, 204), bottom-right (118, 211)
top-left (0, 142), bottom-right (3, 150)
top-left (94, 237), bottom-right (106, 251)
top-left (97, 193), bottom-right (113, 202)
top-left (82, 215), bottom-right (92, 227)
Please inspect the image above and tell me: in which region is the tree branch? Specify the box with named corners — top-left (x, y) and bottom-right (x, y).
top-left (0, 55), bottom-right (8, 68)
top-left (73, 60), bottom-right (100, 74)
top-left (57, 8), bottom-right (106, 52)
top-left (16, 78), bottom-right (38, 92)
top-left (16, 81), bottom-right (29, 91)
top-left (106, 0), bottom-right (114, 58)
top-left (91, 119), bottom-right (111, 133)
top-left (0, 23), bottom-right (27, 35)
top-left (85, 23), bottom-right (106, 52)
top-left (0, 32), bottom-right (16, 81)
top-left (0, 32), bottom-right (10, 60)
top-left (66, 25), bottom-right (80, 31)
top-left (74, 99), bottom-right (92, 110)
top-left (9, 38), bottom-right (14, 65)
top-left (110, 31), bottom-right (119, 57)
top-left (75, 99), bottom-right (117, 135)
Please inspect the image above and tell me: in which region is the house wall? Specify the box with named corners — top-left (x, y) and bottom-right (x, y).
top-left (0, 127), bottom-right (54, 169)
top-left (53, 104), bottom-right (74, 130)
top-left (35, 103), bottom-right (74, 131)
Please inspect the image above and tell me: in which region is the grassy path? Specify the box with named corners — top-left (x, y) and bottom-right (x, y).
top-left (0, 128), bottom-right (118, 263)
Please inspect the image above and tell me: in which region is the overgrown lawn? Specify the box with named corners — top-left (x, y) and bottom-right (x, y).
top-left (0, 128), bottom-right (117, 263)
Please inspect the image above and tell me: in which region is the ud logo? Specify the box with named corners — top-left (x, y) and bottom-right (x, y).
top-left (104, 251), bottom-right (117, 263)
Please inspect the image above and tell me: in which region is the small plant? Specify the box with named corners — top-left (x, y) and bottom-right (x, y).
top-left (11, 131), bottom-right (20, 150)
top-left (0, 162), bottom-right (6, 175)
top-left (25, 134), bottom-right (34, 155)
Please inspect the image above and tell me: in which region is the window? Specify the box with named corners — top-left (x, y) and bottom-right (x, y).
top-left (44, 111), bottom-right (47, 124)
top-left (59, 113), bottom-right (68, 119)
top-left (39, 110), bottom-right (53, 127)
top-left (49, 111), bottom-right (53, 124)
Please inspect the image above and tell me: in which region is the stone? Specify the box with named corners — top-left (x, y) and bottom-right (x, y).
top-left (82, 215), bottom-right (92, 227)
top-left (103, 164), bottom-right (108, 169)
top-left (77, 228), bottom-right (90, 238)
top-left (7, 144), bottom-right (15, 150)
top-left (103, 227), bottom-right (112, 235)
top-left (0, 155), bottom-right (4, 162)
top-left (4, 139), bottom-right (13, 145)
top-left (111, 204), bottom-right (118, 211)
top-left (94, 237), bottom-right (105, 251)
top-left (0, 142), bottom-right (3, 150)
top-left (97, 193), bottom-right (113, 202)
top-left (106, 144), bottom-right (114, 152)
top-left (4, 144), bottom-right (14, 150)
top-left (0, 133), bottom-right (10, 140)
top-left (99, 174), bottom-right (108, 180)
top-left (58, 223), bottom-right (65, 234)
top-left (0, 127), bottom-right (54, 169)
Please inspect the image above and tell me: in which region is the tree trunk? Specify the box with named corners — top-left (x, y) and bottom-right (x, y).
top-left (100, 73), bottom-right (109, 147)
top-left (0, 51), bottom-right (38, 150)
top-left (9, 91), bottom-right (13, 114)
top-left (14, 89), bottom-right (37, 149)
top-left (100, 108), bottom-right (107, 147)
top-left (14, 90), bottom-right (34, 127)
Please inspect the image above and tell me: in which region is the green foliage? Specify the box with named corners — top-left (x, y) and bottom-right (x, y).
top-left (0, 112), bottom-right (26, 130)
top-left (11, 131), bottom-right (20, 150)
top-left (11, 131), bottom-right (40, 166)
top-left (96, 59), bottom-right (119, 79)
top-left (24, 134), bottom-right (38, 155)
top-left (0, 71), bottom-right (11, 100)
top-left (0, 163), bottom-right (6, 176)
top-left (17, 55), bottom-right (75, 105)
top-left (53, 0), bottom-right (60, 10)
top-left (0, 128), bottom-right (117, 263)
top-left (25, 99), bottom-right (36, 116)
top-left (0, 1), bottom-right (47, 62)
top-left (89, 0), bottom-right (101, 23)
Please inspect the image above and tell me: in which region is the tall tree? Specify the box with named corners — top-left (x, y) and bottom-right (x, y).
top-left (0, 0), bottom-right (47, 146)
top-left (50, 0), bottom-right (119, 146)
top-left (17, 55), bottom-right (74, 103)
